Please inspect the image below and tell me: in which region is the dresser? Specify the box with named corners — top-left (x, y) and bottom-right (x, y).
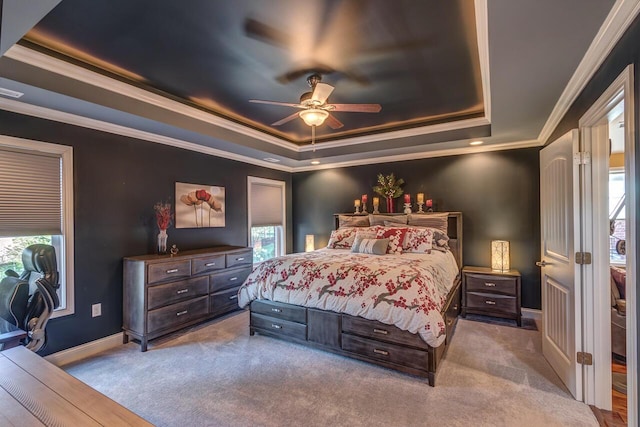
top-left (123, 246), bottom-right (252, 351)
top-left (461, 266), bottom-right (521, 326)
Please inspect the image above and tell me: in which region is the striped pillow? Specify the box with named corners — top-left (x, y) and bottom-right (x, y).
top-left (351, 237), bottom-right (389, 255)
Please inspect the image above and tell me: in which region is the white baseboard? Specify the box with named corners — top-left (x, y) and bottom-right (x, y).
top-left (521, 308), bottom-right (542, 320)
top-left (45, 332), bottom-right (123, 367)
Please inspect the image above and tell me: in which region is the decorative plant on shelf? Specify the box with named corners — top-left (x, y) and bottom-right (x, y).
top-left (154, 201), bottom-right (174, 255)
top-left (373, 173), bottom-right (404, 213)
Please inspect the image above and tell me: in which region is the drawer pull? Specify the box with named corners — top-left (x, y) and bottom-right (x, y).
top-left (166, 268), bottom-right (179, 274)
top-left (271, 324), bottom-right (282, 329)
top-left (484, 282), bottom-right (497, 287)
top-left (373, 349), bottom-right (389, 356)
top-left (271, 308), bottom-right (282, 313)
top-left (176, 310), bottom-right (188, 316)
top-left (229, 277), bottom-right (238, 281)
top-left (485, 300), bottom-right (496, 305)
top-left (176, 289), bottom-right (189, 295)
top-left (229, 295), bottom-right (238, 300)
top-left (236, 257), bottom-right (245, 261)
top-left (373, 328), bottom-right (388, 335)
top-left (452, 304), bottom-right (458, 310)
top-left (205, 262), bottom-right (216, 267)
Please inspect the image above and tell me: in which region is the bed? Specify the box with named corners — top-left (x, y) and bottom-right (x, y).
top-left (238, 212), bottom-right (462, 385)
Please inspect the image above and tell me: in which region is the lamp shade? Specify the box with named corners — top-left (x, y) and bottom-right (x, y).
top-left (305, 234), bottom-right (315, 252)
top-left (491, 240), bottom-right (510, 272)
top-left (299, 109), bottom-right (329, 126)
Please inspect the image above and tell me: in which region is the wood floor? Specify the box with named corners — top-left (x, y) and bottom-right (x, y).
top-left (592, 360), bottom-right (627, 426)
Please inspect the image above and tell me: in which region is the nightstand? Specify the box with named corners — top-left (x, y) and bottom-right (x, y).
top-left (461, 266), bottom-right (521, 326)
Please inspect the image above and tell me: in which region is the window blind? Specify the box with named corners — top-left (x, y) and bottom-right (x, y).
top-left (0, 147), bottom-right (62, 236)
top-left (250, 182), bottom-right (284, 227)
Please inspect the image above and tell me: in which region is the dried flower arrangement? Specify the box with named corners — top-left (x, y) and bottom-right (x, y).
top-left (154, 202), bottom-right (173, 230)
top-left (372, 173), bottom-right (405, 213)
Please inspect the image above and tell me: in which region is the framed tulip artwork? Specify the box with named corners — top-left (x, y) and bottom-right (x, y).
top-left (175, 182), bottom-right (226, 228)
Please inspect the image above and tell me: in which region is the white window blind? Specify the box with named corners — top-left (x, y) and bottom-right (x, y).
top-left (250, 181), bottom-right (284, 227)
top-left (0, 147), bottom-right (62, 236)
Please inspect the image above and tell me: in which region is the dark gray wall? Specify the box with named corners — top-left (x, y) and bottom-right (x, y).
top-left (0, 110), bottom-right (292, 355)
top-left (292, 148), bottom-right (541, 309)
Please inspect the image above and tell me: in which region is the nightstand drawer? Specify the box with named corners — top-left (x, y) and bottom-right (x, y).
top-left (466, 292), bottom-right (516, 313)
top-left (251, 300), bottom-right (307, 323)
top-left (465, 273), bottom-right (517, 295)
top-left (250, 313), bottom-right (307, 340)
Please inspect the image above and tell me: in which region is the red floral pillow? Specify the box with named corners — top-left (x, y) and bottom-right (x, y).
top-left (403, 227), bottom-right (433, 253)
top-left (327, 227), bottom-right (359, 249)
top-left (375, 227), bottom-right (408, 254)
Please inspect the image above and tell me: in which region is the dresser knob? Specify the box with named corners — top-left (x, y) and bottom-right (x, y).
top-left (373, 328), bottom-right (388, 335)
top-left (176, 310), bottom-right (188, 316)
top-left (271, 308), bottom-right (281, 313)
top-left (229, 295), bottom-right (238, 300)
top-left (237, 257), bottom-right (245, 261)
top-left (176, 289), bottom-right (189, 295)
top-left (485, 300), bottom-right (496, 305)
top-left (166, 268), bottom-right (179, 274)
top-left (373, 349), bottom-right (389, 356)
top-left (205, 262), bottom-right (216, 267)
top-left (271, 324), bottom-right (282, 329)
top-left (484, 282), bottom-right (496, 287)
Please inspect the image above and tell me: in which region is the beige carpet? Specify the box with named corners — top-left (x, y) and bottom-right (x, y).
top-left (63, 311), bottom-right (597, 427)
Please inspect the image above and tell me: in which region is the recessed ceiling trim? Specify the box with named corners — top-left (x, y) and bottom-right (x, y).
top-left (538, 0), bottom-right (640, 143)
top-left (475, 0), bottom-right (491, 122)
top-left (0, 96), bottom-right (294, 172)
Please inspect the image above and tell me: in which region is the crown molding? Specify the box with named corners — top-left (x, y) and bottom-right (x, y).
top-left (475, 0), bottom-right (491, 122)
top-left (293, 139), bottom-right (542, 172)
top-left (0, 97), bottom-right (294, 172)
top-left (538, 0), bottom-right (640, 144)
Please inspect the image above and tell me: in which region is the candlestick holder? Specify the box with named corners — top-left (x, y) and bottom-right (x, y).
top-left (372, 205), bottom-right (380, 214)
top-left (354, 206), bottom-right (360, 214)
top-left (361, 203), bottom-right (368, 214)
top-left (427, 206), bottom-right (434, 212)
top-left (417, 202), bottom-right (424, 213)
top-left (403, 203), bottom-right (412, 214)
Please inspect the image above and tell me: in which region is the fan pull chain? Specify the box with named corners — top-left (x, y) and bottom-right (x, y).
top-left (312, 124), bottom-right (316, 152)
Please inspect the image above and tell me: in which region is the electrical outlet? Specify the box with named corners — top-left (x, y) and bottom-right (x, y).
top-left (92, 303), bottom-right (102, 317)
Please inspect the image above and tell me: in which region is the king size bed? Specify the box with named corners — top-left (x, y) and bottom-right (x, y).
top-left (238, 212), bottom-right (462, 385)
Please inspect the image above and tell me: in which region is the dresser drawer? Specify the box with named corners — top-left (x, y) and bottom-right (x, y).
top-left (147, 276), bottom-right (209, 310)
top-left (251, 313), bottom-right (307, 340)
top-left (192, 254), bottom-right (225, 275)
top-left (210, 266), bottom-right (252, 292)
top-left (466, 292), bottom-right (516, 313)
top-left (342, 315), bottom-right (427, 349)
top-left (147, 296), bottom-right (208, 333)
top-left (210, 287), bottom-right (241, 316)
top-left (148, 260), bottom-right (191, 284)
top-left (226, 250), bottom-right (252, 268)
top-left (251, 300), bottom-right (306, 323)
top-left (341, 334), bottom-right (428, 371)
top-left (465, 273), bottom-right (517, 295)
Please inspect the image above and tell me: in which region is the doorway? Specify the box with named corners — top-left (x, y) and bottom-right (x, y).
top-left (579, 65), bottom-right (636, 425)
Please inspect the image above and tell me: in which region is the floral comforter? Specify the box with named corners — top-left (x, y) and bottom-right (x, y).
top-left (238, 248), bottom-right (460, 347)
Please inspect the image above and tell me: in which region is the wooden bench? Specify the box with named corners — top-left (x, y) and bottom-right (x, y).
top-left (0, 345), bottom-right (152, 426)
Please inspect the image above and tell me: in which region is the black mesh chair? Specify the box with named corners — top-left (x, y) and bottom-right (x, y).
top-left (0, 244), bottom-right (60, 351)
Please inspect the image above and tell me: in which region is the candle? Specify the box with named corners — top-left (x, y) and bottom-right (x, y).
top-left (361, 194), bottom-right (368, 204)
top-left (426, 199), bottom-right (433, 207)
top-left (404, 194), bottom-right (410, 203)
top-left (373, 197), bottom-right (379, 208)
top-left (354, 199), bottom-right (361, 207)
top-left (417, 193), bottom-right (424, 204)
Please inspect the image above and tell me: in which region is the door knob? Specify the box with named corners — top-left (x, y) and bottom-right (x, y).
top-left (535, 260), bottom-right (549, 267)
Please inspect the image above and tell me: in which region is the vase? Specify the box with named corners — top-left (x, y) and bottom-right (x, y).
top-left (386, 197), bottom-right (394, 213)
top-left (157, 229), bottom-right (168, 255)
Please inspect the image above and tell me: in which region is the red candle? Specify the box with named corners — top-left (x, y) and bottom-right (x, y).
top-left (404, 194), bottom-right (410, 203)
top-left (361, 194), bottom-right (368, 204)
top-left (426, 199), bottom-right (433, 207)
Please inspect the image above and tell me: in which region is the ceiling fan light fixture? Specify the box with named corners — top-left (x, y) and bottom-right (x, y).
top-left (299, 108), bottom-right (329, 127)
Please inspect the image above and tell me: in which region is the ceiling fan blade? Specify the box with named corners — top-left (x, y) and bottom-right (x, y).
top-left (329, 103), bottom-right (382, 113)
top-left (244, 18), bottom-right (293, 49)
top-left (271, 112), bottom-right (301, 126)
top-left (325, 113), bottom-right (344, 129)
top-left (312, 83), bottom-right (334, 104)
top-left (249, 99), bottom-right (305, 109)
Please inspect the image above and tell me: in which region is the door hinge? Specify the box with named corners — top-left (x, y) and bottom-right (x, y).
top-left (575, 252), bottom-right (592, 265)
top-left (573, 152), bottom-right (591, 165)
top-left (577, 351), bottom-right (593, 365)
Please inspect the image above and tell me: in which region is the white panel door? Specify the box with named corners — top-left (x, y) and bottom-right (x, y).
top-left (539, 129), bottom-right (582, 400)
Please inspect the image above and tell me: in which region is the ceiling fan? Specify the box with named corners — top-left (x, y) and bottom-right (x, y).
top-left (249, 74), bottom-right (382, 130)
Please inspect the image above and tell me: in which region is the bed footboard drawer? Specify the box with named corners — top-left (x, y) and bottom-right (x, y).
top-left (342, 315), bottom-right (428, 349)
top-left (251, 300), bottom-right (307, 323)
top-left (341, 334), bottom-right (428, 371)
top-left (251, 313), bottom-right (307, 340)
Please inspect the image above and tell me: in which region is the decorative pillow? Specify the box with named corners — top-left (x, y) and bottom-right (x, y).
top-left (403, 227), bottom-right (433, 253)
top-left (408, 213), bottom-right (448, 233)
top-left (431, 230), bottom-right (450, 252)
top-left (355, 228), bottom-right (378, 241)
top-left (369, 214), bottom-right (408, 226)
top-left (351, 237), bottom-right (389, 255)
top-left (375, 227), bottom-right (408, 254)
top-left (327, 227), bottom-right (359, 249)
top-left (338, 214), bottom-right (370, 228)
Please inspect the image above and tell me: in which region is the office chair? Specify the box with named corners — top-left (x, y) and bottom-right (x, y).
top-left (0, 244), bottom-right (60, 351)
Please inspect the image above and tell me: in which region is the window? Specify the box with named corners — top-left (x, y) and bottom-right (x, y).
top-left (609, 170), bottom-right (625, 264)
top-left (247, 177), bottom-right (285, 263)
top-left (0, 136), bottom-right (74, 317)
